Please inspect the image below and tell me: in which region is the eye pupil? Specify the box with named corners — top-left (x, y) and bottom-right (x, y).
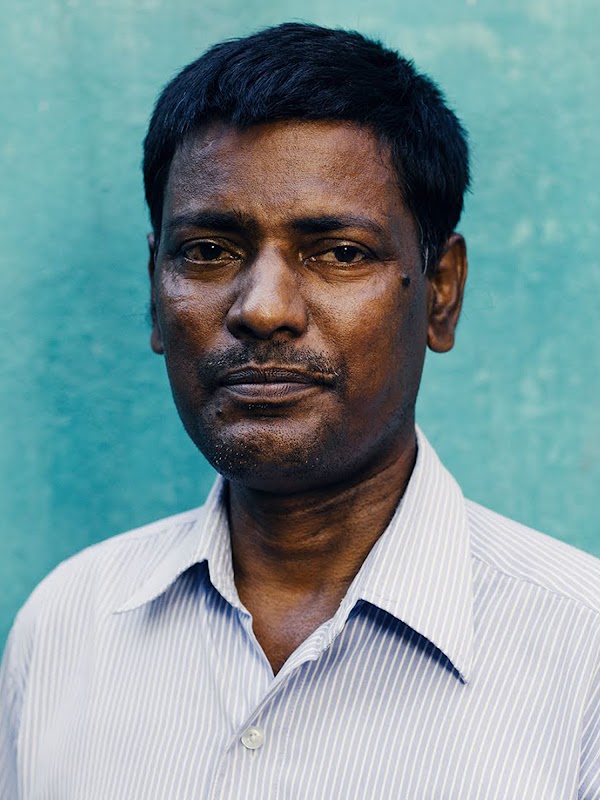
top-left (334, 246), bottom-right (359, 263)
top-left (199, 243), bottom-right (222, 260)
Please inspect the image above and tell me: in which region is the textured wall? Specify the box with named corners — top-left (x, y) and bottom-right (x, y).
top-left (1, 0), bottom-right (598, 650)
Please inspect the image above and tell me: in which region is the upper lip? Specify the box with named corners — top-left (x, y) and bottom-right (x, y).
top-left (220, 365), bottom-right (336, 386)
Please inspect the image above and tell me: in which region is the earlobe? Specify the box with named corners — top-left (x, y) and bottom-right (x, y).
top-left (427, 233), bottom-right (468, 353)
top-left (147, 233), bottom-right (164, 355)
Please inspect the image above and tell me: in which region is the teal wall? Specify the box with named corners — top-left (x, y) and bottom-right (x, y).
top-left (1, 0), bottom-right (598, 650)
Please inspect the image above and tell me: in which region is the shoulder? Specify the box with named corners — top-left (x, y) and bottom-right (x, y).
top-left (466, 499), bottom-right (600, 613)
top-left (5, 505), bottom-right (206, 667)
top-left (35, 505), bottom-right (203, 603)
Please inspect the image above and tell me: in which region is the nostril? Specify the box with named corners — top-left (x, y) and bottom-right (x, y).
top-left (226, 300), bottom-right (307, 341)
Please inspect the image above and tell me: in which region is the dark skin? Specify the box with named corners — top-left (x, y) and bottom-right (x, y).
top-left (149, 120), bottom-right (467, 673)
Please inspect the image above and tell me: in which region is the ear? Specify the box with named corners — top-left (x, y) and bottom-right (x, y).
top-left (147, 232), bottom-right (164, 355)
top-left (427, 233), bottom-right (468, 353)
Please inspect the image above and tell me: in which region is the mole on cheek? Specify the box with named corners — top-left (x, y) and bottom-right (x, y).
top-left (401, 275), bottom-right (411, 288)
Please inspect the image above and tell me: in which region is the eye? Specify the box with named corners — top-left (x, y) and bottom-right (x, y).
top-left (308, 245), bottom-right (370, 266)
top-left (181, 241), bottom-right (236, 264)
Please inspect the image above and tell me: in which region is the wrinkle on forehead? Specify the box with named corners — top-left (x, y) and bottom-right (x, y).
top-left (161, 119), bottom-right (414, 249)
top-left (168, 120), bottom-right (397, 198)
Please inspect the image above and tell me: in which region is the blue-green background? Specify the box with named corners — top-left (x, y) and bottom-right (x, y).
top-left (1, 0), bottom-right (598, 651)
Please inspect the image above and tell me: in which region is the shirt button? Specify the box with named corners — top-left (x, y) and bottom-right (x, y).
top-left (241, 726), bottom-right (265, 750)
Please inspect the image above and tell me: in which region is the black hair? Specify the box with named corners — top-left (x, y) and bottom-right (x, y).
top-left (143, 22), bottom-right (470, 273)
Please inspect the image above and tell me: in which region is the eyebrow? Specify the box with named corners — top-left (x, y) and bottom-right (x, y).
top-left (163, 210), bottom-right (259, 239)
top-left (290, 215), bottom-right (387, 238)
top-left (163, 210), bottom-right (387, 239)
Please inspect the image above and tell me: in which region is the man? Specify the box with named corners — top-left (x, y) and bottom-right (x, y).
top-left (1, 22), bottom-right (599, 798)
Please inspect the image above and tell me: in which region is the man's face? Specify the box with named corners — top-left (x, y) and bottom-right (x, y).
top-left (150, 120), bottom-right (462, 492)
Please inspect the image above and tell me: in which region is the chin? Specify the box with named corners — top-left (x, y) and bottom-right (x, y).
top-left (191, 419), bottom-right (341, 493)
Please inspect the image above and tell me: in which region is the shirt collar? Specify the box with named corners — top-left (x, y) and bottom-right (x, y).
top-left (114, 427), bottom-right (474, 682)
top-left (113, 478), bottom-right (239, 614)
top-left (341, 426), bottom-right (474, 682)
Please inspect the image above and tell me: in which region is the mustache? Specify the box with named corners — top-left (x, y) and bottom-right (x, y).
top-left (197, 342), bottom-right (346, 389)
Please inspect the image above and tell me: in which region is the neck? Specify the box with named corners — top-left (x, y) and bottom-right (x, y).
top-left (228, 430), bottom-right (418, 599)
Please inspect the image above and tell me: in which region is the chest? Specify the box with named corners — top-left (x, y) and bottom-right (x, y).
top-left (19, 600), bottom-right (585, 800)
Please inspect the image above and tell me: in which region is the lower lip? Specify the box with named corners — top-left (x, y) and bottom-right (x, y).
top-left (220, 382), bottom-right (320, 402)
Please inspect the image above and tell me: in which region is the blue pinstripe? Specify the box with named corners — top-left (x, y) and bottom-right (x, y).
top-left (2, 428), bottom-right (599, 798)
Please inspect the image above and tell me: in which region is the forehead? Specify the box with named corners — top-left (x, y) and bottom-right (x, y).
top-left (162, 120), bottom-right (409, 228)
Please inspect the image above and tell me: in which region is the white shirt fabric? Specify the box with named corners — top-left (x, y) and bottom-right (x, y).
top-left (1, 428), bottom-right (600, 798)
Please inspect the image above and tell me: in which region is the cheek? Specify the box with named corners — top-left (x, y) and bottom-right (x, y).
top-left (156, 275), bottom-right (224, 356)
top-left (328, 281), bottom-right (428, 400)
top-left (386, 285), bottom-right (429, 381)
top-left (155, 281), bottom-right (227, 405)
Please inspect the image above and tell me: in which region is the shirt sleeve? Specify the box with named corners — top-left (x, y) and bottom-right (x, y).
top-left (0, 625), bottom-right (22, 799)
top-left (580, 663), bottom-right (600, 799)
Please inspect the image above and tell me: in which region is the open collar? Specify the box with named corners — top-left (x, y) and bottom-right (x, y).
top-left (113, 477), bottom-right (238, 614)
top-left (114, 428), bottom-right (474, 682)
top-left (341, 427), bottom-right (475, 682)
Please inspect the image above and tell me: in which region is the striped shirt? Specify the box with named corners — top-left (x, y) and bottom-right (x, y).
top-left (1, 427), bottom-right (600, 799)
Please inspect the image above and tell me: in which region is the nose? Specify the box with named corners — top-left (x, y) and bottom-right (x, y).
top-left (226, 246), bottom-right (308, 341)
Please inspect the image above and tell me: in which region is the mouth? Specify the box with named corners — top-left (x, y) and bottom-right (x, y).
top-left (218, 365), bottom-right (336, 403)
